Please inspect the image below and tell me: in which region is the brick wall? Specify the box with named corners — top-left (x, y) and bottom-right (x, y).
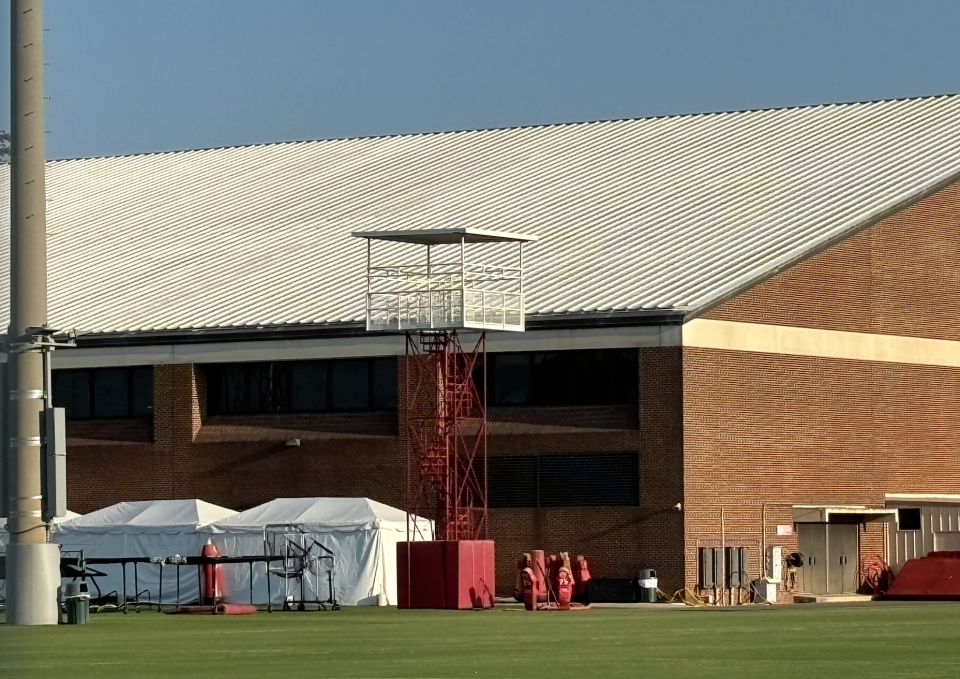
top-left (488, 346), bottom-right (685, 595)
top-left (66, 363), bottom-right (406, 512)
top-left (705, 179), bottom-right (960, 340)
top-left (683, 178), bottom-right (960, 598)
top-left (65, 346), bottom-right (687, 597)
top-left (683, 348), bottom-right (960, 595)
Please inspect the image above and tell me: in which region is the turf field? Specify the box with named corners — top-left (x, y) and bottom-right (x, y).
top-left (1, 603), bottom-right (959, 679)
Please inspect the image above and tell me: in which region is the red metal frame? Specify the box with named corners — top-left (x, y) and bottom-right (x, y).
top-left (404, 330), bottom-right (488, 541)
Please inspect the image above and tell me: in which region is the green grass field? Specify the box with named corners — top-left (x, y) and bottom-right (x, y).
top-left (2, 603), bottom-right (959, 679)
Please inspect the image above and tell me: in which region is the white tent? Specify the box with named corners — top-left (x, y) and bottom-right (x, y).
top-left (210, 497), bottom-right (433, 607)
top-left (52, 499), bottom-right (237, 604)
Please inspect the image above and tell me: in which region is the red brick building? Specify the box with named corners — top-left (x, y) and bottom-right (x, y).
top-left (5, 95), bottom-right (960, 601)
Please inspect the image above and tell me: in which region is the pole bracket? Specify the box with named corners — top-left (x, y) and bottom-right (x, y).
top-left (10, 389), bottom-right (45, 400)
top-left (9, 436), bottom-right (42, 447)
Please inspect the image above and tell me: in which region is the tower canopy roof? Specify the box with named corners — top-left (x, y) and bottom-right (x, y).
top-left (353, 227), bottom-right (537, 245)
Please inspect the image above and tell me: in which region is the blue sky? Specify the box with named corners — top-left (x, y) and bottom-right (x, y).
top-left (2, 0), bottom-right (960, 159)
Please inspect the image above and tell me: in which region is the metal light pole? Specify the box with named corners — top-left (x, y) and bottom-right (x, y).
top-left (6, 0), bottom-right (60, 625)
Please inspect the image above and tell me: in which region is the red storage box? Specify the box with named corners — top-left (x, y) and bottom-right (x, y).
top-left (397, 540), bottom-right (495, 609)
top-left (885, 554), bottom-right (960, 599)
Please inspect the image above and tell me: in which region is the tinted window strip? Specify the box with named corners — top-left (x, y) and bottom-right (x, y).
top-left (207, 358), bottom-right (398, 416)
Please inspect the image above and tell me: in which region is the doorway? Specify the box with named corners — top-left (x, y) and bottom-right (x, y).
top-left (797, 523), bottom-right (859, 595)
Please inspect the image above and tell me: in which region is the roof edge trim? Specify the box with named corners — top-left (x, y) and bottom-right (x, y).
top-left (4, 309), bottom-right (685, 350)
top-left (38, 92), bottom-right (960, 164)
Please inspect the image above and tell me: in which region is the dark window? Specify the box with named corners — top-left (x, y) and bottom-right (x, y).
top-left (372, 358), bottom-right (398, 410)
top-left (130, 367), bottom-right (154, 417)
top-left (248, 362), bottom-right (290, 414)
top-left (331, 359), bottom-right (369, 411)
top-left (488, 456), bottom-right (538, 509)
top-left (53, 367), bottom-right (153, 420)
top-left (493, 354), bottom-right (531, 405)
top-left (219, 365), bottom-right (248, 414)
top-left (539, 453), bottom-right (639, 507)
top-left (898, 508), bottom-right (922, 531)
top-left (93, 369), bottom-right (129, 418)
top-left (53, 370), bottom-right (92, 420)
top-left (207, 357), bottom-right (397, 416)
top-left (487, 452), bottom-right (639, 508)
top-left (478, 349), bottom-right (637, 407)
top-left (291, 362), bottom-right (328, 413)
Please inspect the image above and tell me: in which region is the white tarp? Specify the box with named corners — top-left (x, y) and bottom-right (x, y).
top-left (210, 497), bottom-right (433, 607)
top-left (52, 499), bottom-right (237, 605)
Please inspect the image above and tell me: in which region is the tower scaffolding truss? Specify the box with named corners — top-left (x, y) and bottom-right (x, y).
top-left (353, 227), bottom-right (537, 543)
top-left (405, 330), bottom-right (487, 541)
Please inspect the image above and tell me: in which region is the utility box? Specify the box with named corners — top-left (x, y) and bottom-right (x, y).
top-left (698, 547), bottom-right (719, 588)
top-left (753, 578), bottom-right (778, 604)
top-left (40, 407), bottom-right (67, 521)
top-left (726, 547), bottom-right (750, 588)
top-left (397, 540), bottom-right (495, 609)
top-left (766, 546), bottom-right (783, 583)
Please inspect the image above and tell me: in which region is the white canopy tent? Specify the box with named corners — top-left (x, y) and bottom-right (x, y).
top-left (52, 499), bottom-right (237, 604)
top-left (210, 497), bottom-right (433, 607)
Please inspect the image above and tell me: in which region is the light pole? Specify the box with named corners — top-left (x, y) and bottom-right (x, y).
top-left (6, 0), bottom-right (61, 625)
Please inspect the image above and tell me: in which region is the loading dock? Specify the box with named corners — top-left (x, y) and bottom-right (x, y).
top-left (793, 506), bottom-right (895, 596)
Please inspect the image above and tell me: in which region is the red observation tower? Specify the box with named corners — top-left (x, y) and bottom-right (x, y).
top-left (353, 228), bottom-right (536, 608)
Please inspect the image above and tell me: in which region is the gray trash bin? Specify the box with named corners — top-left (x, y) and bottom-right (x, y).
top-left (64, 582), bottom-right (90, 625)
top-left (638, 568), bottom-right (658, 603)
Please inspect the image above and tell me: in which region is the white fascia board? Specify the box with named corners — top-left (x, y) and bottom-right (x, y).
top-left (885, 493), bottom-right (960, 505)
top-left (44, 324), bottom-right (681, 369)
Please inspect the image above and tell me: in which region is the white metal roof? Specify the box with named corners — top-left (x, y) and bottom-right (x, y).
top-left (4, 94), bottom-right (960, 334)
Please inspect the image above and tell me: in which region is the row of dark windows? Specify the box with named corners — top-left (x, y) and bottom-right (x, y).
top-left (477, 349), bottom-right (637, 408)
top-left (50, 349), bottom-right (639, 420)
top-left (53, 367), bottom-right (153, 420)
top-left (206, 358), bottom-right (398, 415)
top-left (487, 452), bottom-right (640, 508)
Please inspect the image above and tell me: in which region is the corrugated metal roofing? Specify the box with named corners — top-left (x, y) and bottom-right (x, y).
top-left (4, 94), bottom-right (960, 335)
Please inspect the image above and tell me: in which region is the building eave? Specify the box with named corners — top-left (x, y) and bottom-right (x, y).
top-left (32, 308), bottom-right (686, 351)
